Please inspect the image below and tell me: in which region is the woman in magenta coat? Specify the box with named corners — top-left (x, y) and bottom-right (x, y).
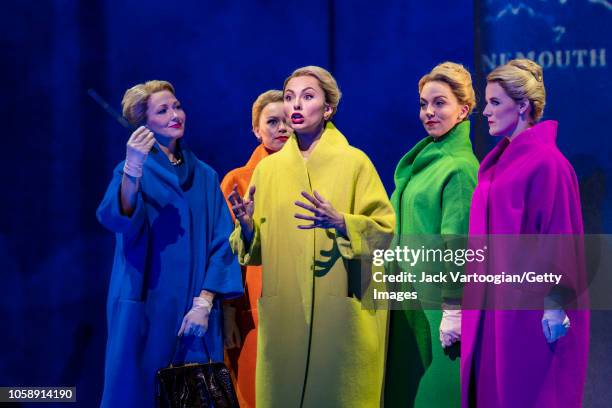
top-left (461, 59), bottom-right (589, 407)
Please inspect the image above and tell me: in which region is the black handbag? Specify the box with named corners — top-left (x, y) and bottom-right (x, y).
top-left (156, 336), bottom-right (239, 408)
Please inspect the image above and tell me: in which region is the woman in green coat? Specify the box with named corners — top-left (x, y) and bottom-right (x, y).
top-left (384, 62), bottom-right (479, 407)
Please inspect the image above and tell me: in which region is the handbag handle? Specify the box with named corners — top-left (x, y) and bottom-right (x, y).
top-left (170, 335), bottom-right (214, 367)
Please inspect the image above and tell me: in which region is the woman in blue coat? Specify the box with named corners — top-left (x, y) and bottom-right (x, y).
top-left (96, 80), bottom-right (242, 407)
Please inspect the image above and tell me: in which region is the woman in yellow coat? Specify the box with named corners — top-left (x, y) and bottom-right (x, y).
top-left (221, 89), bottom-right (290, 408)
top-left (229, 66), bottom-right (395, 407)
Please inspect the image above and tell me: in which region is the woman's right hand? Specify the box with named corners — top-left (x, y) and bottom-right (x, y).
top-left (228, 184), bottom-right (255, 234)
top-left (124, 126), bottom-right (156, 178)
top-left (439, 304), bottom-right (461, 348)
top-left (542, 309), bottom-right (570, 343)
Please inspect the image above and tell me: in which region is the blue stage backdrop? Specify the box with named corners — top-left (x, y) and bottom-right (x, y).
top-left (5, 1), bottom-right (612, 406)
top-left (3, 1), bottom-right (472, 406)
top-left (475, 1), bottom-right (612, 406)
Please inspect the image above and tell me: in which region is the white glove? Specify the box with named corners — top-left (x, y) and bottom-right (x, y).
top-left (178, 297), bottom-right (213, 337)
top-left (124, 126), bottom-right (156, 177)
top-left (542, 309), bottom-right (570, 343)
top-left (223, 304), bottom-right (242, 349)
top-left (439, 307), bottom-right (461, 348)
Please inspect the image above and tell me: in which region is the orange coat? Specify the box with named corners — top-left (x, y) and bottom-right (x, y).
top-left (220, 144), bottom-right (270, 408)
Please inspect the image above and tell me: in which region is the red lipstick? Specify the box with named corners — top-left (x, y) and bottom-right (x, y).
top-left (291, 113), bottom-right (304, 124)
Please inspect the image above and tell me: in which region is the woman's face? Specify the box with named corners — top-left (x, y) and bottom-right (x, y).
top-left (483, 82), bottom-right (522, 137)
top-left (145, 90), bottom-right (186, 140)
top-left (419, 80), bottom-right (468, 138)
top-left (283, 75), bottom-right (332, 135)
top-left (254, 101), bottom-right (291, 152)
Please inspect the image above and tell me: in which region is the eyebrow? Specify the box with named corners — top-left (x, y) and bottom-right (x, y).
top-left (285, 87), bottom-right (318, 94)
top-left (420, 94), bottom-right (448, 102)
top-left (154, 100), bottom-right (179, 108)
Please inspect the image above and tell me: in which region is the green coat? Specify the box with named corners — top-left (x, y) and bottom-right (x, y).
top-left (231, 122), bottom-right (395, 407)
top-left (384, 121), bottom-right (478, 407)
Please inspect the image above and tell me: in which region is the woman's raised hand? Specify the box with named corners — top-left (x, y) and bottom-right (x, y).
top-left (228, 184), bottom-right (256, 235)
top-left (124, 126), bottom-right (156, 178)
top-left (294, 191), bottom-right (347, 237)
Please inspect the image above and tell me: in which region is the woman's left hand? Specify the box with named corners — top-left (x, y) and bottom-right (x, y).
top-left (178, 297), bottom-right (213, 337)
top-left (294, 191), bottom-right (347, 237)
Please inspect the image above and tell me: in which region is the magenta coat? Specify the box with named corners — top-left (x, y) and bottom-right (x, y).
top-left (461, 121), bottom-right (589, 407)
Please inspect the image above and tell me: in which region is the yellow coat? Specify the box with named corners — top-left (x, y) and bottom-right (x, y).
top-left (230, 122), bottom-right (395, 407)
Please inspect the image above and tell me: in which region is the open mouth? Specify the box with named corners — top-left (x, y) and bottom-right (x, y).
top-left (291, 113), bottom-right (304, 124)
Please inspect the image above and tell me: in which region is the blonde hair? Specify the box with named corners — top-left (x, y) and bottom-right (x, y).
top-left (418, 62), bottom-right (476, 117)
top-left (283, 66), bottom-right (342, 119)
top-left (121, 80), bottom-right (175, 126)
top-left (487, 59), bottom-right (545, 122)
top-left (251, 90), bottom-right (284, 130)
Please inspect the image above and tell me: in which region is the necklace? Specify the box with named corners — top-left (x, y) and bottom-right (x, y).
top-left (170, 152), bottom-right (183, 166)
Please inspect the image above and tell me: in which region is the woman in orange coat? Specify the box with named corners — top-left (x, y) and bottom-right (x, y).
top-left (220, 89), bottom-right (290, 407)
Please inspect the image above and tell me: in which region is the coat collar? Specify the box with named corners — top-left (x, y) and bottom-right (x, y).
top-left (509, 120), bottom-right (558, 148)
top-left (244, 144), bottom-right (271, 169)
top-left (282, 121), bottom-right (349, 164)
top-left (478, 120), bottom-right (559, 179)
top-left (393, 120), bottom-right (472, 187)
top-left (147, 139), bottom-right (196, 191)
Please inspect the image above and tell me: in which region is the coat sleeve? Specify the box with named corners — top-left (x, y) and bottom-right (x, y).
top-left (530, 156), bottom-right (584, 235)
top-left (440, 164), bottom-right (477, 299)
top-left (528, 155), bottom-right (585, 304)
top-left (337, 154), bottom-right (395, 260)
top-left (229, 168), bottom-right (262, 266)
top-left (96, 162), bottom-right (146, 239)
top-left (220, 171), bottom-right (235, 198)
top-left (202, 173), bottom-right (244, 299)
top-left (220, 170), bottom-right (239, 221)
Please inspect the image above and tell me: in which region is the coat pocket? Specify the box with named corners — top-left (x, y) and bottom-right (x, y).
top-left (305, 296), bottom-right (385, 405)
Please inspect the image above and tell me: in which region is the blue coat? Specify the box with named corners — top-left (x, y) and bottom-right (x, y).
top-left (97, 144), bottom-right (242, 407)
